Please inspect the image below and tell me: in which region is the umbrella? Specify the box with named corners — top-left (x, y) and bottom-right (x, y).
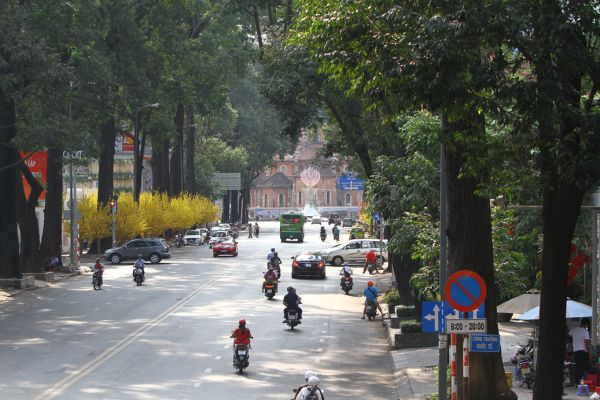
top-left (497, 289), bottom-right (541, 314)
top-left (516, 299), bottom-right (592, 320)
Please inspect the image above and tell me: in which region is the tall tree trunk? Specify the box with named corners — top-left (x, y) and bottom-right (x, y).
top-left (97, 118), bottom-right (115, 252)
top-left (170, 103), bottom-right (184, 196)
top-left (241, 187), bottom-right (250, 224)
top-left (252, 5), bottom-right (263, 51)
top-left (222, 191), bottom-right (230, 223)
top-left (230, 190), bottom-right (239, 222)
top-left (445, 113), bottom-right (515, 400)
top-left (0, 96), bottom-right (21, 278)
top-left (40, 147), bottom-right (63, 262)
top-left (185, 109), bottom-right (196, 193)
top-left (152, 138), bottom-right (170, 193)
top-left (16, 161), bottom-right (43, 273)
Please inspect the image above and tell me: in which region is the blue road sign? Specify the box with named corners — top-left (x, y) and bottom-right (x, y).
top-left (421, 301), bottom-right (485, 333)
top-left (338, 176), bottom-right (364, 191)
top-left (373, 212), bottom-right (380, 221)
top-left (470, 334), bottom-right (500, 352)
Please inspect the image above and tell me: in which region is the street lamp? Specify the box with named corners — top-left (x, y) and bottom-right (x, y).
top-left (133, 102), bottom-right (159, 202)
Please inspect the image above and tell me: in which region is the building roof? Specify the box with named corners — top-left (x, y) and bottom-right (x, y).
top-left (256, 172), bottom-right (293, 189)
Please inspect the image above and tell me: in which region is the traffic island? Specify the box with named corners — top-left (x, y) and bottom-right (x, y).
top-left (0, 276), bottom-right (35, 290)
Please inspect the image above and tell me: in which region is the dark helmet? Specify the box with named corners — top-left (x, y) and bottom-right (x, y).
top-left (95, 258), bottom-right (101, 262)
top-left (274, 252), bottom-right (278, 257)
top-left (271, 248), bottom-right (275, 252)
top-left (287, 286), bottom-right (295, 293)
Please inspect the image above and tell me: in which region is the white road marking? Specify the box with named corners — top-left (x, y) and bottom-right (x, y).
top-left (193, 382), bottom-right (202, 388)
top-left (321, 330), bottom-right (326, 334)
top-left (319, 338), bottom-right (324, 342)
top-left (204, 368), bottom-right (212, 374)
top-left (215, 356), bottom-right (221, 360)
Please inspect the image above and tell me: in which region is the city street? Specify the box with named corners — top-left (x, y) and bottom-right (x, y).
top-left (0, 222), bottom-right (395, 400)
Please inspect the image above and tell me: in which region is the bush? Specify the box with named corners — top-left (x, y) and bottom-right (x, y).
top-left (395, 305), bottom-right (416, 317)
top-left (383, 288), bottom-right (400, 304)
top-left (399, 321), bottom-right (422, 334)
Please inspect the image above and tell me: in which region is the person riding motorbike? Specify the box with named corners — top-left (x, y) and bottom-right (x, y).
top-left (267, 248), bottom-right (277, 262)
top-left (283, 286), bottom-right (303, 323)
top-left (362, 281), bottom-right (384, 320)
top-left (332, 224), bottom-right (340, 241)
top-left (175, 234), bottom-right (184, 247)
top-left (339, 262), bottom-right (353, 287)
top-left (263, 266), bottom-right (279, 292)
top-left (230, 319), bottom-right (253, 348)
top-left (295, 376), bottom-right (325, 400)
top-left (133, 254), bottom-right (145, 281)
top-left (319, 226), bottom-right (326, 239)
top-left (93, 258), bottom-right (104, 285)
top-left (363, 249), bottom-right (378, 274)
top-left (254, 223), bottom-right (260, 237)
top-left (269, 251), bottom-right (282, 278)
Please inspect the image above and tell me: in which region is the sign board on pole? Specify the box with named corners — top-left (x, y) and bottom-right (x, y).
top-left (444, 318), bottom-right (487, 334)
top-left (444, 270), bottom-right (487, 312)
top-left (213, 173), bottom-right (241, 190)
top-left (337, 176), bottom-right (364, 191)
top-left (373, 211), bottom-right (380, 221)
top-left (470, 334), bottom-right (500, 352)
top-left (422, 301), bottom-right (485, 333)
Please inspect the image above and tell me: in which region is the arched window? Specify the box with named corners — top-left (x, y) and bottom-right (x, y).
top-left (345, 193), bottom-right (351, 206)
top-left (298, 191), bottom-right (302, 205)
top-left (263, 194), bottom-right (268, 208)
top-left (326, 191), bottom-right (331, 205)
top-left (279, 193), bottom-right (285, 207)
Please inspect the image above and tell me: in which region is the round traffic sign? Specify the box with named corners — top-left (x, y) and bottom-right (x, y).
top-left (445, 270), bottom-right (487, 313)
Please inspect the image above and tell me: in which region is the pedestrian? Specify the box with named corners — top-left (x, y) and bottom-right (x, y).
top-left (569, 317), bottom-right (591, 384)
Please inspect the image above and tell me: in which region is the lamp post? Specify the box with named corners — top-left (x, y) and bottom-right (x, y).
top-left (133, 102), bottom-right (159, 202)
top-left (591, 189), bottom-right (600, 346)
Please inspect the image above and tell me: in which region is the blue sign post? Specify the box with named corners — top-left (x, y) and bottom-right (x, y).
top-left (470, 334), bottom-right (500, 352)
top-left (421, 301), bottom-right (485, 333)
top-left (338, 176), bottom-right (364, 191)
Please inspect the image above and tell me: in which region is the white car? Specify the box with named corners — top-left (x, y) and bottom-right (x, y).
top-left (311, 215), bottom-right (322, 224)
top-left (183, 229), bottom-right (205, 245)
top-left (208, 230), bottom-right (230, 248)
top-left (320, 239), bottom-right (388, 266)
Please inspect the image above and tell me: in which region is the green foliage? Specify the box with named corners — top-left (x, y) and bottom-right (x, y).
top-left (382, 288), bottom-right (401, 306)
top-left (399, 321), bottom-right (422, 334)
top-left (395, 305), bottom-right (416, 317)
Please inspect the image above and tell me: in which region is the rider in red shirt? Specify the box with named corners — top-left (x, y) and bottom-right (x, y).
top-left (231, 319), bottom-right (253, 347)
top-left (363, 250), bottom-right (377, 273)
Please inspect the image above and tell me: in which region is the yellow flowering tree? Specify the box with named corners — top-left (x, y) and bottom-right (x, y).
top-left (114, 193), bottom-right (148, 242)
top-left (78, 194), bottom-right (111, 255)
top-left (139, 192), bottom-right (170, 236)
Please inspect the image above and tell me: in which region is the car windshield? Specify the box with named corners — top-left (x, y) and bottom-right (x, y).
top-left (185, 230), bottom-right (199, 235)
top-left (296, 252), bottom-right (320, 261)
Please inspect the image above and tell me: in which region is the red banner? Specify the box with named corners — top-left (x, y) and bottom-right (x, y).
top-left (21, 151), bottom-right (48, 200)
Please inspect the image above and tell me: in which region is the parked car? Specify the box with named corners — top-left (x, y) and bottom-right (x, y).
top-left (213, 239), bottom-right (238, 257)
top-left (208, 230), bottom-right (230, 248)
top-left (311, 215), bottom-right (322, 224)
top-left (218, 223), bottom-right (231, 230)
top-left (183, 229), bottom-right (205, 245)
top-left (320, 239), bottom-right (387, 266)
top-left (291, 251), bottom-right (326, 279)
top-left (328, 213), bottom-right (341, 225)
top-left (104, 238), bottom-right (170, 264)
top-left (342, 217), bottom-right (354, 227)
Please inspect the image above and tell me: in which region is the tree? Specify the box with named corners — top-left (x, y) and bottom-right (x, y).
top-left (78, 194), bottom-right (111, 256)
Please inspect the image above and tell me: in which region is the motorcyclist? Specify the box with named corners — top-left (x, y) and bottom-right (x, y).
top-left (283, 286), bottom-right (302, 323)
top-left (362, 281), bottom-right (384, 320)
top-left (254, 223), bottom-right (260, 237)
top-left (230, 319), bottom-right (253, 348)
top-left (269, 251), bottom-right (282, 278)
top-left (133, 254), bottom-right (145, 281)
top-left (339, 262), bottom-right (353, 287)
top-left (267, 248), bottom-right (277, 262)
top-left (248, 224), bottom-right (253, 238)
top-left (320, 226), bottom-right (326, 238)
top-left (332, 224), bottom-right (340, 241)
top-left (293, 371), bottom-right (320, 399)
top-left (295, 376), bottom-right (325, 400)
top-left (363, 249), bottom-right (378, 274)
top-left (263, 266), bottom-right (279, 292)
top-left (93, 258), bottom-right (104, 284)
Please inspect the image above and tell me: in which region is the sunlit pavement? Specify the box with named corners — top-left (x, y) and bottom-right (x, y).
top-left (0, 221), bottom-right (396, 399)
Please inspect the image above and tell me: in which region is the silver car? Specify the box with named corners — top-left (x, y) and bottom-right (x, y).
top-left (320, 239), bottom-right (387, 266)
top-left (104, 238), bottom-right (171, 264)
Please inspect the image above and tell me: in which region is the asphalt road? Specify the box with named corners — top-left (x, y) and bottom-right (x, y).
top-left (0, 221), bottom-right (395, 399)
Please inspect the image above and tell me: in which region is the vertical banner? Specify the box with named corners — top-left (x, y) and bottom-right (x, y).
top-left (21, 151), bottom-right (48, 200)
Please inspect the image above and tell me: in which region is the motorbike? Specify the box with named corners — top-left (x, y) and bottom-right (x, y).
top-left (333, 231), bottom-right (340, 242)
top-left (92, 270), bottom-right (103, 290)
top-left (286, 308), bottom-right (300, 330)
top-left (366, 262), bottom-right (377, 275)
top-left (133, 266), bottom-right (144, 286)
top-left (341, 275), bottom-right (353, 294)
top-left (175, 236), bottom-right (184, 248)
top-left (511, 339), bottom-right (535, 388)
top-left (233, 344), bottom-right (250, 373)
top-left (264, 278), bottom-right (277, 299)
top-left (365, 299), bottom-right (377, 320)
top-left (320, 232), bottom-right (327, 242)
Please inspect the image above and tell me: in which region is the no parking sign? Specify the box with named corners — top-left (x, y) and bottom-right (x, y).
top-left (444, 270), bottom-right (487, 313)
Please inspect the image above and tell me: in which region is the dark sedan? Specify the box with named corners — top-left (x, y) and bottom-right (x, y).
top-left (291, 252), bottom-right (326, 279)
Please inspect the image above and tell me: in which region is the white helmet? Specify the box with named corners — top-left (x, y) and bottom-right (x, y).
top-left (308, 376), bottom-right (320, 386)
top-left (343, 262), bottom-right (349, 266)
top-left (304, 370), bottom-right (317, 381)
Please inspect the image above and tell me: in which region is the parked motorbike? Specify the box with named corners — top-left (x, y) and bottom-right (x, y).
top-left (286, 308), bottom-right (300, 330)
top-left (365, 299), bottom-right (377, 320)
top-left (264, 279), bottom-right (277, 299)
top-left (133, 266), bottom-right (144, 286)
top-left (92, 271), bottom-right (103, 290)
top-left (233, 344), bottom-right (250, 373)
top-left (341, 275), bottom-right (353, 294)
top-left (511, 339), bottom-right (535, 389)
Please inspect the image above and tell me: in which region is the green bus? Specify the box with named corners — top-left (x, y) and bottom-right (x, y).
top-left (280, 213), bottom-right (305, 242)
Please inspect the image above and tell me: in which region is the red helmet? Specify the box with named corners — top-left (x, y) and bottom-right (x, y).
top-left (367, 281), bottom-right (374, 287)
top-left (239, 319), bottom-right (246, 326)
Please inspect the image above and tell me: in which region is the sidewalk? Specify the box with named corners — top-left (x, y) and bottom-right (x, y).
top-left (374, 273), bottom-right (581, 400)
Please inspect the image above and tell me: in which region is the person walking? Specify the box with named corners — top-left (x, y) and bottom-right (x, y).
top-left (569, 317), bottom-right (591, 384)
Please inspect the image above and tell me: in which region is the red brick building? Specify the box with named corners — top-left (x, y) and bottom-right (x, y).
top-left (249, 132), bottom-right (363, 219)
